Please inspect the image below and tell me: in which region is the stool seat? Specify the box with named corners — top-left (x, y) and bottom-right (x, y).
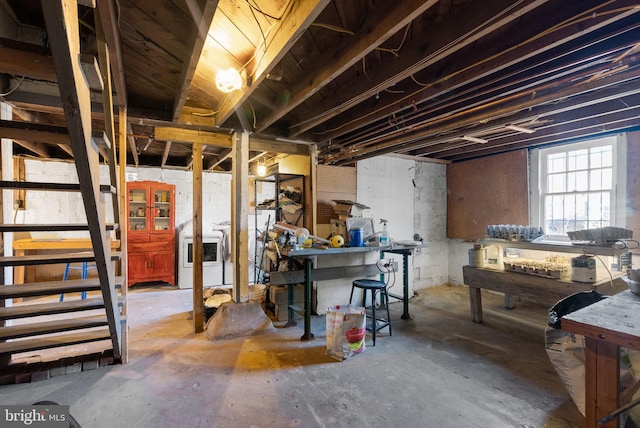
top-left (350, 278), bottom-right (392, 346)
top-left (352, 279), bottom-right (386, 290)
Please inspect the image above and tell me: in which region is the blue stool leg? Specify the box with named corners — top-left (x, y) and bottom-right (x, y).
top-left (81, 262), bottom-right (88, 299)
top-left (59, 263), bottom-right (71, 302)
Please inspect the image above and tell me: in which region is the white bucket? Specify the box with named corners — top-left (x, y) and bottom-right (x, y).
top-left (468, 248), bottom-right (486, 267)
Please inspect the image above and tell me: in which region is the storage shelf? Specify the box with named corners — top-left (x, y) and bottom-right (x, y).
top-left (478, 238), bottom-right (628, 257)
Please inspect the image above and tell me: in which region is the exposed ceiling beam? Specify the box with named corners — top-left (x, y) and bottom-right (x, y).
top-left (14, 139), bottom-right (50, 157)
top-left (317, 2), bottom-right (640, 155)
top-left (0, 119), bottom-right (69, 145)
top-left (287, 0), bottom-right (550, 137)
top-left (255, 0), bottom-right (438, 132)
top-left (171, 0), bottom-right (218, 122)
top-left (95, 0), bottom-right (127, 103)
top-left (215, 0), bottom-right (331, 125)
top-left (332, 70), bottom-right (640, 164)
top-left (126, 123), bottom-right (139, 166)
top-left (249, 137), bottom-right (312, 156)
top-left (161, 140), bottom-right (172, 167)
top-left (0, 42), bottom-right (56, 81)
top-left (154, 126), bottom-right (233, 147)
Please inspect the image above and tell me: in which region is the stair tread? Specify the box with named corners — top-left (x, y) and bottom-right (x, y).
top-left (0, 180), bottom-right (114, 193)
top-left (0, 315), bottom-right (109, 340)
top-left (0, 251), bottom-right (121, 267)
top-left (0, 328), bottom-right (112, 355)
top-left (0, 295), bottom-right (125, 320)
top-left (0, 276), bottom-right (124, 299)
top-left (0, 223), bottom-right (117, 232)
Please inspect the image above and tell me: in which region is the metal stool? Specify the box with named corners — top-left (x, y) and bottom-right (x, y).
top-left (59, 262), bottom-right (95, 301)
top-left (349, 279), bottom-right (392, 346)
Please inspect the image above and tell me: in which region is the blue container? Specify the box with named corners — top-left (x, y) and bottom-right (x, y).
top-left (349, 228), bottom-right (364, 247)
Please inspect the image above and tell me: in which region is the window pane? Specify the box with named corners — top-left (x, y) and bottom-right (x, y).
top-left (568, 149), bottom-right (588, 171)
top-left (567, 171), bottom-right (588, 191)
top-left (539, 139), bottom-right (616, 236)
top-left (590, 168), bottom-right (612, 191)
top-left (591, 146), bottom-right (612, 168)
top-left (548, 153), bottom-right (565, 173)
top-left (548, 173), bottom-right (565, 193)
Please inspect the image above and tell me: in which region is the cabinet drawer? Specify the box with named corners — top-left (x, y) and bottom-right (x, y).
top-left (129, 241), bottom-right (174, 252)
top-left (128, 235), bottom-right (150, 243)
top-left (150, 234), bottom-right (175, 243)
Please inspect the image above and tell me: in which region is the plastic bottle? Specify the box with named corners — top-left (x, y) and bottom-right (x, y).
top-left (379, 219), bottom-right (390, 246)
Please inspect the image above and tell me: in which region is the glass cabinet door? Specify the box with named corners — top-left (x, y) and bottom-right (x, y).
top-left (153, 189), bottom-right (171, 231)
top-left (129, 188), bottom-right (147, 231)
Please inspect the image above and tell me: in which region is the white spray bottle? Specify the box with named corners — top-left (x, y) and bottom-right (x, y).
top-left (379, 219), bottom-right (390, 246)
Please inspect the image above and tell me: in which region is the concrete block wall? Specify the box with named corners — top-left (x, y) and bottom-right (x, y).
top-left (18, 159), bottom-right (232, 281)
top-left (357, 156), bottom-right (450, 294)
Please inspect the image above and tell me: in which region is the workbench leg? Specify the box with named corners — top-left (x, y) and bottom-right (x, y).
top-left (300, 258), bottom-right (314, 341)
top-left (400, 252), bottom-right (411, 320)
top-left (504, 294), bottom-right (516, 309)
top-left (469, 286), bottom-right (483, 323)
top-left (284, 283), bottom-right (297, 327)
top-left (584, 337), bottom-right (619, 428)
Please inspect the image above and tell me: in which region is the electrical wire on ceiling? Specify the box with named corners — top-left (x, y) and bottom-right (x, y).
top-left (309, 1), bottom-right (638, 137)
top-left (0, 75), bottom-right (24, 97)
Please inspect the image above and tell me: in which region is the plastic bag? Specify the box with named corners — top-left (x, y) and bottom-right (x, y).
top-left (326, 304), bottom-right (366, 361)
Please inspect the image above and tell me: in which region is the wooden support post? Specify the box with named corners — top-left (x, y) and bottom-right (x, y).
top-left (193, 143), bottom-right (204, 332)
top-left (232, 131), bottom-right (249, 303)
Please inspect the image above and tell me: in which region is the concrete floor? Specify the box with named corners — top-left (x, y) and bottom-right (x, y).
top-left (1, 284), bottom-right (638, 427)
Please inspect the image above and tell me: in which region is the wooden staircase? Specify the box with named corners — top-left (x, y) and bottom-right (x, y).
top-left (0, 1), bottom-right (128, 382)
top-left (0, 183), bottom-right (126, 383)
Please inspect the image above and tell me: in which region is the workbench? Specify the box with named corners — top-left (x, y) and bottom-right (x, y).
top-left (269, 244), bottom-right (422, 341)
top-left (462, 266), bottom-right (628, 323)
top-left (562, 289), bottom-right (640, 428)
top-left (13, 238), bottom-right (120, 284)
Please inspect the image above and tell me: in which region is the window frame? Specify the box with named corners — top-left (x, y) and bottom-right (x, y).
top-left (529, 134), bottom-right (627, 236)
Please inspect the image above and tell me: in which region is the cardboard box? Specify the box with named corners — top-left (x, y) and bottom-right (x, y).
top-left (269, 284), bottom-right (303, 305)
top-left (332, 200), bottom-right (370, 217)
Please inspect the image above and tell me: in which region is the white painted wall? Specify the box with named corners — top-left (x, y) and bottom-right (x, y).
top-left (357, 156), bottom-right (450, 294)
top-left (19, 156), bottom-right (457, 306)
top-left (19, 159), bottom-right (232, 239)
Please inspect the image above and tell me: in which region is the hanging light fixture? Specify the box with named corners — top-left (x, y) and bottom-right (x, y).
top-left (215, 68), bottom-right (243, 93)
top-left (256, 160), bottom-right (267, 177)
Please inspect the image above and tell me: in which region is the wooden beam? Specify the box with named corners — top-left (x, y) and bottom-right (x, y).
top-left (178, 107), bottom-right (216, 128)
top-left (95, 10), bottom-right (120, 236)
top-left (0, 119), bottom-right (69, 145)
top-left (171, 0), bottom-right (218, 122)
top-left (288, 0), bottom-right (550, 137)
top-left (192, 142), bottom-right (204, 332)
top-left (161, 141), bottom-right (172, 167)
top-left (95, 0), bottom-right (127, 103)
top-left (0, 43), bottom-right (57, 82)
top-left (126, 123), bottom-right (139, 166)
top-left (249, 137), bottom-right (313, 156)
top-left (232, 131), bottom-right (249, 303)
top-left (13, 139), bottom-right (50, 158)
top-left (154, 126), bottom-right (233, 147)
top-left (207, 149), bottom-right (231, 171)
top-left (256, 0), bottom-right (438, 132)
top-left (79, 54), bottom-right (103, 91)
top-left (216, 0), bottom-right (330, 125)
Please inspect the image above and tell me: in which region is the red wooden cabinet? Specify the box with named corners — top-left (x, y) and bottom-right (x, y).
top-left (126, 181), bottom-right (175, 286)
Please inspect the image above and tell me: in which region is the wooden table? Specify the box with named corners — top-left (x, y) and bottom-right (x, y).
top-left (562, 289), bottom-right (640, 428)
top-left (13, 238), bottom-right (120, 284)
top-left (462, 265), bottom-right (627, 323)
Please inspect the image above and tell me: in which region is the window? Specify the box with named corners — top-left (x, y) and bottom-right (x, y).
top-left (530, 135), bottom-right (626, 236)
